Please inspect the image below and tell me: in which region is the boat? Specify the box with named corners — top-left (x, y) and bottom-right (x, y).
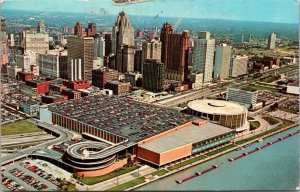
top-left (176, 165), bottom-right (219, 184)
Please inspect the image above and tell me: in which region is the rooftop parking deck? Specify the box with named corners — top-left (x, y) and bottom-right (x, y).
top-left (48, 95), bottom-right (194, 142)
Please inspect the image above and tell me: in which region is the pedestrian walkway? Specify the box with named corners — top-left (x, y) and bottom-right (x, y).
top-left (85, 165), bottom-right (156, 191)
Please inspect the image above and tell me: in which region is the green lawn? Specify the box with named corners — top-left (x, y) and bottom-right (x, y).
top-left (262, 116), bottom-right (280, 125)
top-left (167, 155), bottom-right (207, 171)
top-left (152, 169), bottom-right (169, 176)
top-left (249, 121), bottom-right (260, 130)
top-left (279, 107), bottom-right (298, 114)
top-left (241, 85), bottom-right (280, 93)
top-left (1, 120), bottom-right (42, 136)
top-left (236, 119), bottom-right (295, 145)
top-left (106, 177), bottom-right (145, 191)
top-left (79, 164), bottom-right (140, 185)
top-left (205, 144), bottom-right (235, 157)
top-left (260, 76), bottom-right (279, 83)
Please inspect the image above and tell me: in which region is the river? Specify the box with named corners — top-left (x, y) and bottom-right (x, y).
top-left (138, 126), bottom-right (300, 191)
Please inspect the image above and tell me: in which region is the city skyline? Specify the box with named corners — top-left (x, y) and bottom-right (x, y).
top-left (1, 0), bottom-right (298, 24)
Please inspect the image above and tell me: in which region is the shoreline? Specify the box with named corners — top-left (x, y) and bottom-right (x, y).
top-left (126, 123), bottom-right (299, 191)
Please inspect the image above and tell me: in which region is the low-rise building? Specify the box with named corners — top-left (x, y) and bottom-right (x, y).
top-left (105, 81), bottom-right (131, 95)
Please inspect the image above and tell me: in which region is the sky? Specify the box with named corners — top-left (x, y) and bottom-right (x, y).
top-left (1, 0), bottom-right (299, 23)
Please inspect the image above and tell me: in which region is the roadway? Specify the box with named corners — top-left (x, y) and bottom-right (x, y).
top-left (154, 64), bottom-right (297, 108)
top-left (1, 132), bottom-right (55, 147)
top-left (1, 119), bottom-right (75, 165)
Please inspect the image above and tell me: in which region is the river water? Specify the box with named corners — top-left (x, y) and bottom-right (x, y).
top-left (138, 126), bottom-right (300, 191)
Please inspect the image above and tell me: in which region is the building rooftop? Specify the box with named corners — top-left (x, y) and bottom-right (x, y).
top-left (139, 121), bottom-right (234, 154)
top-left (48, 95), bottom-right (194, 142)
top-left (188, 99), bottom-right (247, 115)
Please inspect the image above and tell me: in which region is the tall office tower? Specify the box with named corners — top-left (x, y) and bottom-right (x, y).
top-left (141, 38), bottom-right (162, 72)
top-left (94, 35), bottom-right (105, 59)
top-left (111, 11), bottom-right (135, 55)
top-left (37, 20), bottom-right (46, 33)
top-left (143, 59), bottom-right (165, 92)
top-left (134, 49), bottom-right (142, 71)
top-left (161, 23), bottom-right (190, 82)
top-left (69, 58), bottom-right (82, 81)
top-left (233, 33), bottom-right (252, 44)
top-left (104, 34), bottom-right (112, 56)
top-left (74, 22), bottom-right (84, 37)
top-left (1, 17), bottom-right (6, 32)
top-left (193, 31), bottom-right (215, 83)
top-left (268, 32), bottom-right (276, 50)
top-left (87, 23), bottom-right (97, 37)
top-left (214, 44), bottom-right (232, 79)
top-left (23, 30), bottom-right (49, 54)
top-left (0, 17), bottom-right (8, 65)
top-left (112, 12), bottom-right (135, 72)
top-left (67, 36), bottom-right (94, 81)
top-left (229, 55), bottom-right (249, 77)
top-left (116, 44), bottom-right (135, 72)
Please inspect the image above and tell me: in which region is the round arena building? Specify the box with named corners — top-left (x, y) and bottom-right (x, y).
top-left (187, 99), bottom-right (249, 132)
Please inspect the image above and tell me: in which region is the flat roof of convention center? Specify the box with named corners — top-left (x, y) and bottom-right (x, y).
top-left (139, 121), bottom-right (234, 154)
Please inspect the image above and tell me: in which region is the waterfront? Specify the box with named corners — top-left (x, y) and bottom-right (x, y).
top-left (138, 126), bottom-right (300, 191)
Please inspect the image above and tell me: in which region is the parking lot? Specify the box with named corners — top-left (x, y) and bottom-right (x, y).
top-left (1, 107), bottom-right (23, 125)
top-left (2, 159), bottom-right (85, 191)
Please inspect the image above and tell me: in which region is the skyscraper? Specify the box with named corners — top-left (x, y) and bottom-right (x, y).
top-left (94, 35), bottom-right (105, 59)
top-left (37, 20), bottom-right (46, 33)
top-left (193, 32), bottom-right (215, 83)
top-left (67, 36), bottom-right (94, 81)
top-left (141, 38), bottom-right (162, 72)
top-left (230, 55), bottom-right (248, 77)
top-left (161, 23), bottom-right (189, 82)
top-left (112, 11), bottom-right (135, 73)
top-left (74, 22), bottom-right (84, 37)
top-left (214, 44), bottom-right (232, 79)
top-left (268, 32), bottom-right (276, 50)
top-left (112, 11), bottom-right (135, 54)
top-left (143, 59), bottom-right (165, 92)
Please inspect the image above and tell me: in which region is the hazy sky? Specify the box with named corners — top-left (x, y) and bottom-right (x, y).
top-left (1, 0), bottom-right (299, 23)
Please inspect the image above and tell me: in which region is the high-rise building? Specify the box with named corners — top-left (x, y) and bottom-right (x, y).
top-left (104, 34), bottom-right (112, 56)
top-left (193, 32), bottom-right (215, 83)
top-left (1, 17), bottom-right (6, 32)
top-left (161, 23), bottom-right (189, 82)
top-left (39, 51), bottom-right (68, 78)
top-left (69, 58), bottom-right (82, 81)
top-left (229, 55), bottom-right (248, 77)
top-left (233, 33), bottom-right (252, 44)
top-left (94, 35), bottom-right (105, 59)
top-left (16, 50), bottom-right (37, 73)
top-left (74, 22), bottom-right (84, 37)
top-left (37, 20), bottom-right (46, 33)
top-left (268, 32), bottom-right (276, 50)
top-left (226, 87), bottom-right (257, 109)
top-left (116, 45), bottom-right (135, 72)
top-left (92, 68), bottom-right (119, 88)
top-left (143, 59), bottom-right (165, 92)
top-left (87, 23), bottom-right (97, 37)
top-left (214, 44), bottom-right (232, 79)
top-left (23, 30), bottom-right (49, 54)
top-left (67, 36), bottom-right (94, 81)
top-left (111, 11), bottom-right (135, 55)
top-left (134, 49), bottom-right (143, 72)
top-left (141, 38), bottom-right (161, 72)
top-left (112, 12), bottom-right (135, 73)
